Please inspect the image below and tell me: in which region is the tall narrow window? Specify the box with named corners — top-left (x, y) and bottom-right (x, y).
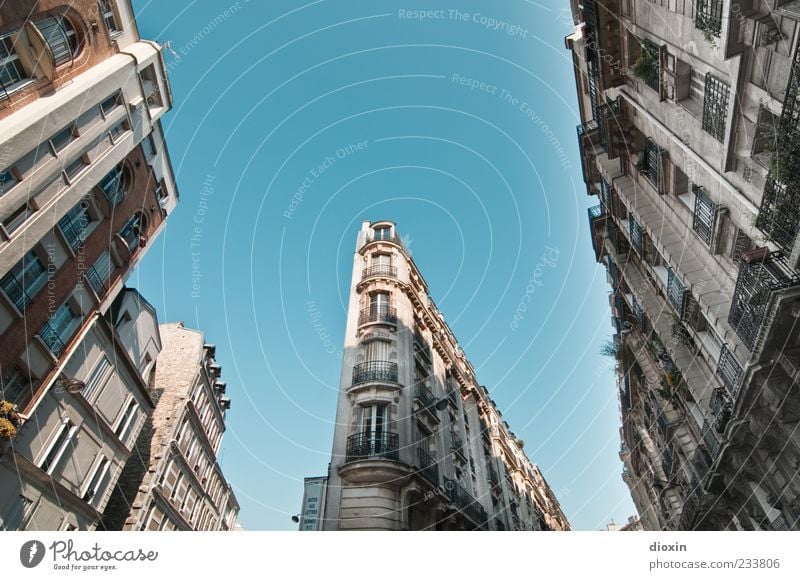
top-left (82, 456), bottom-right (110, 503)
top-left (373, 226), bottom-right (391, 241)
top-left (1, 249), bottom-right (47, 312)
top-left (81, 355), bottom-right (113, 402)
top-left (361, 403), bottom-right (388, 453)
top-left (364, 339), bottom-right (389, 362)
top-left (370, 292), bottom-right (389, 315)
top-left (39, 300), bottom-right (80, 356)
top-left (85, 250), bottom-right (112, 297)
top-left (702, 74), bottom-right (730, 142)
top-left (0, 169), bottom-right (18, 196)
top-left (0, 368), bottom-right (33, 406)
top-left (114, 398), bottom-right (138, 444)
top-left (38, 419), bottom-right (77, 474)
top-left (119, 214), bottom-right (142, 252)
top-left (58, 200), bottom-right (95, 252)
top-left (98, 164), bottom-right (126, 207)
top-left (100, 1), bottom-right (121, 35)
top-left (692, 185), bottom-right (716, 245)
top-left (0, 34), bottom-right (31, 93)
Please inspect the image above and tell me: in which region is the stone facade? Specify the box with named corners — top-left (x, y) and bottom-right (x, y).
top-left (103, 323), bottom-right (238, 531)
top-left (0, 1), bottom-right (178, 530)
top-left (569, 0), bottom-right (800, 530)
top-left (321, 221), bottom-right (570, 531)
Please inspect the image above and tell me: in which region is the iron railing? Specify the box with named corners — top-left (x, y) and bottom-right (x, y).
top-left (679, 485), bottom-right (703, 530)
top-left (58, 213), bottom-right (88, 252)
top-left (606, 219), bottom-right (618, 253)
top-left (629, 216), bottom-right (643, 254)
top-left (413, 329), bottom-right (431, 361)
top-left (728, 252), bottom-right (800, 350)
top-left (702, 73), bottom-right (730, 142)
top-left (361, 264), bottom-right (397, 280)
top-left (416, 448), bottom-right (439, 485)
top-left (351, 361), bottom-right (398, 385)
top-left (358, 306), bottom-right (397, 326)
top-left (716, 345), bottom-right (744, 398)
top-left (39, 320), bottom-right (68, 357)
top-left (641, 138), bottom-right (664, 189)
top-left (695, 0), bottom-right (723, 38)
top-left (692, 185), bottom-right (716, 245)
top-left (84, 264), bottom-right (107, 297)
top-left (442, 476), bottom-right (487, 526)
top-left (35, 17), bottom-right (74, 68)
top-left (0, 274), bottom-right (33, 312)
top-left (667, 268), bottom-right (687, 316)
top-left (451, 436), bottom-right (466, 459)
top-left (345, 431), bottom-right (399, 462)
top-left (756, 33), bottom-right (800, 251)
top-left (710, 388), bottom-right (733, 434)
top-left (415, 384), bottom-right (437, 411)
top-left (700, 420), bottom-right (720, 460)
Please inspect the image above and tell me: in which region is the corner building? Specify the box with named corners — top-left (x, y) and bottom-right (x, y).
top-left (322, 221), bottom-right (570, 531)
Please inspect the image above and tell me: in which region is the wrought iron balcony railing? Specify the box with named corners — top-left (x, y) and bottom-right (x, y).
top-left (351, 361), bottom-right (398, 385)
top-left (695, 0), bottom-right (723, 38)
top-left (488, 464), bottom-right (499, 486)
top-left (692, 185), bottom-right (717, 245)
top-left (84, 264), bottom-right (107, 297)
top-left (413, 329), bottom-right (432, 361)
top-left (700, 421), bottom-right (720, 462)
top-left (442, 476), bottom-right (487, 526)
top-left (451, 436), bottom-right (466, 459)
top-left (361, 264), bottom-right (397, 280)
top-left (39, 320), bottom-right (68, 357)
top-left (358, 306), bottom-right (397, 326)
top-left (345, 431), bottom-right (399, 462)
top-left (710, 388), bottom-right (733, 434)
top-left (416, 448), bottom-right (439, 485)
top-left (667, 268), bottom-right (687, 317)
top-left (415, 384), bottom-right (437, 411)
top-left (728, 251), bottom-right (800, 351)
top-left (716, 345), bottom-right (743, 398)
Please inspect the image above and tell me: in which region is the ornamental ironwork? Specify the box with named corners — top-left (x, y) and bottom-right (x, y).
top-left (695, 0), bottom-right (723, 38)
top-left (702, 73), bottom-right (730, 141)
top-left (667, 268), bottom-right (687, 316)
top-left (629, 216), bottom-right (643, 254)
top-left (716, 345), bottom-right (744, 398)
top-left (692, 185), bottom-right (716, 245)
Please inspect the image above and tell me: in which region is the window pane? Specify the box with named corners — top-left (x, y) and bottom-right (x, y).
top-left (1, 250), bottom-right (46, 311)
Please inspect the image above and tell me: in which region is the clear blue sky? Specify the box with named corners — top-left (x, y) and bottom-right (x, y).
top-left (129, 0), bottom-right (636, 530)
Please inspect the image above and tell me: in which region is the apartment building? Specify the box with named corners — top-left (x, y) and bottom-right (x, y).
top-left (321, 221), bottom-right (570, 531)
top-left (102, 323), bottom-right (238, 531)
top-left (0, 1), bottom-right (178, 529)
top-left (568, 0), bottom-right (800, 529)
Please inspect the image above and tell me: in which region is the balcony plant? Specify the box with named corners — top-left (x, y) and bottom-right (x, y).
top-left (0, 400), bottom-right (21, 441)
top-left (632, 44), bottom-right (659, 87)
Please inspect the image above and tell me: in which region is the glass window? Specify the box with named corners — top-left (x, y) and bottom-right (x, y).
top-left (2, 203), bottom-right (34, 235)
top-left (0, 249), bottom-right (47, 312)
top-left (0, 169), bottom-right (18, 197)
top-left (100, 1), bottom-right (121, 35)
top-left (86, 250), bottom-right (112, 297)
top-left (58, 200), bottom-right (94, 252)
top-left (98, 163), bottom-right (126, 206)
top-left (373, 226), bottom-right (391, 241)
top-left (114, 398), bottom-right (138, 443)
top-left (82, 456), bottom-right (110, 504)
top-left (50, 124), bottom-right (76, 152)
top-left (34, 16), bottom-right (80, 67)
top-left (119, 214), bottom-right (142, 252)
top-left (100, 92), bottom-right (120, 116)
top-left (39, 419), bottom-right (77, 474)
top-left (702, 73), bottom-right (730, 142)
top-left (0, 34), bottom-right (30, 92)
top-left (81, 355), bottom-right (113, 402)
top-left (39, 300), bottom-right (81, 356)
top-left (63, 157), bottom-right (87, 182)
top-left (0, 367), bottom-right (33, 407)
top-left (140, 135), bottom-right (156, 159)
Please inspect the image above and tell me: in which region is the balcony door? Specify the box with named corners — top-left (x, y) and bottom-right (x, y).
top-left (361, 403), bottom-right (387, 453)
top-left (364, 339), bottom-right (389, 362)
top-left (370, 292), bottom-right (389, 317)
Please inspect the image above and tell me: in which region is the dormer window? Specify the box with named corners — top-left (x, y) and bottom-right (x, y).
top-left (373, 226), bottom-right (391, 241)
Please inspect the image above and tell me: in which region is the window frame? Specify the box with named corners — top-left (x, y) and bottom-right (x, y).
top-left (0, 33), bottom-right (33, 95)
top-left (38, 418), bottom-right (78, 475)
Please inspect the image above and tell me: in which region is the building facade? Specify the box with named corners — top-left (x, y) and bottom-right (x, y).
top-left (322, 221), bottom-right (570, 531)
top-left (102, 323), bottom-right (238, 531)
top-left (0, 1), bottom-right (178, 530)
top-left (568, 0), bottom-right (800, 530)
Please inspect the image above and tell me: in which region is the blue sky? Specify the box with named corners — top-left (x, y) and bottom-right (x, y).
top-left (129, 0), bottom-right (636, 530)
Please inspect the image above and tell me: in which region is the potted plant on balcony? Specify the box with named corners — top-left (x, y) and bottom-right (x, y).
top-left (0, 400), bottom-right (21, 441)
top-left (633, 44), bottom-right (659, 87)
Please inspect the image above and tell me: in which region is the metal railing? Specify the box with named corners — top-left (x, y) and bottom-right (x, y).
top-left (667, 268), bottom-right (687, 316)
top-left (361, 264), bottom-right (397, 280)
top-left (728, 252), bottom-right (800, 351)
top-left (416, 448), bottom-right (439, 485)
top-left (84, 264), bottom-right (107, 297)
top-left (695, 0), bottom-right (723, 38)
top-left (39, 320), bottom-right (68, 357)
top-left (351, 361), bottom-right (398, 385)
top-left (692, 185), bottom-right (717, 245)
top-left (451, 436), bottom-right (466, 459)
top-left (35, 16), bottom-right (74, 68)
top-left (710, 388), bottom-right (733, 435)
top-left (716, 346), bottom-right (743, 398)
top-left (0, 274), bottom-right (33, 312)
top-left (358, 306), bottom-right (397, 326)
top-left (415, 384), bottom-right (437, 411)
top-left (413, 329), bottom-right (431, 361)
top-left (345, 431), bottom-right (399, 462)
top-left (442, 476), bottom-right (487, 526)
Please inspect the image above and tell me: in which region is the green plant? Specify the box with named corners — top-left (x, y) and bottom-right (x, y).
top-left (769, 149), bottom-right (794, 183)
top-left (0, 417), bottom-right (16, 440)
top-left (632, 45), bottom-right (659, 86)
top-left (657, 379), bottom-right (672, 400)
top-left (600, 339), bottom-right (619, 358)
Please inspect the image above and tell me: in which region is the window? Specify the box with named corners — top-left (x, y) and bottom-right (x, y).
top-left (695, 0), bottom-right (723, 39)
top-left (667, 268), bottom-right (687, 316)
top-left (100, 92), bottom-right (120, 117)
top-left (2, 202), bottom-right (34, 235)
top-left (114, 398), bottom-right (138, 444)
top-left (119, 214), bottom-right (142, 252)
top-left (692, 185), bottom-right (716, 245)
top-left (0, 168), bottom-right (18, 196)
top-left (38, 419), bottom-right (77, 474)
top-left (39, 300), bottom-right (81, 356)
top-left (370, 292), bottom-right (390, 314)
top-left (702, 74), bottom-right (730, 142)
top-left (58, 200), bottom-right (95, 252)
top-left (100, 1), bottom-right (122, 36)
top-left (50, 124), bottom-right (77, 153)
top-left (364, 339), bottom-right (389, 362)
top-left (0, 34), bottom-right (31, 93)
top-left (0, 367), bottom-right (34, 407)
top-left (85, 250), bottom-right (112, 296)
top-left (82, 456), bottom-right (110, 504)
top-left (108, 121), bottom-right (127, 143)
top-left (1, 250), bottom-right (47, 312)
top-left (640, 138), bottom-right (664, 190)
top-left (98, 163), bottom-right (127, 207)
top-left (81, 355), bottom-right (113, 402)
top-left (0, 496), bottom-right (32, 530)
top-left (372, 253), bottom-right (390, 267)
top-left (63, 156), bottom-right (88, 182)
top-left (629, 217), bottom-right (643, 254)
top-left (360, 403), bottom-right (388, 452)
top-left (373, 226), bottom-right (392, 241)
top-left (139, 65), bottom-right (162, 107)
top-left (140, 135), bottom-right (156, 159)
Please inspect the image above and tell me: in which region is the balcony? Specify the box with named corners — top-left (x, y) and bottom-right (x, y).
top-left (451, 436), bottom-right (467, 461)
top-left (667, 268), bottom-right (687, 317)
top-left (413, 330), bottom-right (431, 361)
top-left (710, 388), bottom-right (733, 434)
top-left (39, 320), bottom-right (68, 357)
top-left (351, 361), bottom-right (398, 385)
top-left (414, 384), bottom-right (437, 413)
top-left (84, 264), bottom-right (107, 297)
top-left (442, 476), bottom-right (487, 527)
top-left (366, 232), bottom-right (404, 247)
top-left (416, 448), bottom-right (439, 485)
top-left (345, 431), bottom-right (399, 462)
top-left (361, 264), bottom-right (397, 280)
top-left (358, 306), bottom-right (397, 326)
top-left (728, 251), bottom-right (800, 351)
top-left (488, 464), bottom-right (499, 487)
top-left (695, 0), bottom-right (723, 40)
top-left (588, 204), bottom-right (605, 258)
